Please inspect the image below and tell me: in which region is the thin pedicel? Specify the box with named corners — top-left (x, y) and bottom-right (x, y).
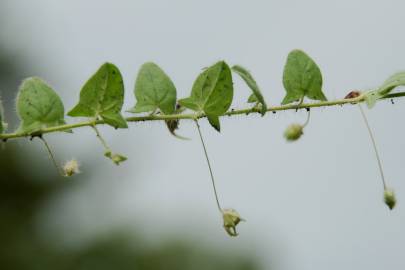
top-left (194, 119), bottom-right (244, 236)
top-left (358, 104), bottom-right (396, 210)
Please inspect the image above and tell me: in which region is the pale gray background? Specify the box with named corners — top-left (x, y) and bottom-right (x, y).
top-left (2, 0), bottom-right (405, 269)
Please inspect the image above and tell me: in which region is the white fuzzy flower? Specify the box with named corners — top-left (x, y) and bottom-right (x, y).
top-left (63, 159), bottom-right (80, 177)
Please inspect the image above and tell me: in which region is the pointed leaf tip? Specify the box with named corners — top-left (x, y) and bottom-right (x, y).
top-left (207, 114), bottom-right (220, 132)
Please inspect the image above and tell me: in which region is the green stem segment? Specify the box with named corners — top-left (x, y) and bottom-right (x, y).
top-left (0, 93), bottom-right (401, 140)
top-left (91, 125), bottom-right (112, 154)
top-left (303, 109), bottom-right (311, 128)
top-left (194, 120), bottom-right (223, 212)
top-left (358, 105), bottom-right (387, 190)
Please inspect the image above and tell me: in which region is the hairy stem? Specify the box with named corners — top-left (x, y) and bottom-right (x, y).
top-left (0, 93), bottom-right (401, 140)
top-left (195, 120), bottom-right (222, 212)
top-left (358, 104), bottom-right (387, 190)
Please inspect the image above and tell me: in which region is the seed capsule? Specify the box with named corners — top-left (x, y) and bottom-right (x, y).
top-left (284, 124), bottom-right (303, 141)
top-left (111, 154), bottom-right (127, 165)
top-left (104, 151), bottom-right (127, 165)
top-left (222, 208), bottom-right (245, 237)
top-left (384, 189), bottom-right (397, 210)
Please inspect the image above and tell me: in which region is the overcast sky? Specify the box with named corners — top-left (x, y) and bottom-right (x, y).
top-left (2, 1), bottom-right (405, 269)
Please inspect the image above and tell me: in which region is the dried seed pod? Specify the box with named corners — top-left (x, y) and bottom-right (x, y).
top-left (166, 119), bottom-right (180, 136)
top-left (165, 119), bottom-right (189, 140)
top-left (344, 91), bottom-right (361, 99)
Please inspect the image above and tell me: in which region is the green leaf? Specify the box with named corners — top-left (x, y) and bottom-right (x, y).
top-left (364, 71), bottom-right (405, 108)
top-left (128, 62), bottom-right (176, 115)
top-left (247, 93), bottom-right (258, 103)
top-left (68, 63), bottom-right (127, 128)
top-left (0, 98), bottom-right (5, 134)
top-left (282, 49), bottom-right (327, 105)
top-left (16, 77), bottom-right (66, 134)
top-left (232, 65), bottom-right (267, 115)
top-left (177, 97), bottom-right (200, 111)
top-left (207, 114), bottom-right (220, 132)
top-left (379, 71), bottom-right (405, 95)
top-left (178, 61), bottom-right (233, 131)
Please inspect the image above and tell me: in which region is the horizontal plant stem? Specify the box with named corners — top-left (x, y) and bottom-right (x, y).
top-left (0, 93), bottom-right (402, 140)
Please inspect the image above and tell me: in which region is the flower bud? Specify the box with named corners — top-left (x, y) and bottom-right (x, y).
top-left (111, 154), bottom-right (127, 165)
top-left (63, 159), bottom-right (80, 177)
top-left (104, 151), bottom-right (127, 165)
top-left (222, 208), bottom-right (245, 237)
top-left (284, 124), bottom-right (303, 141)
top-left (384, 189), bottom-right (397, 210)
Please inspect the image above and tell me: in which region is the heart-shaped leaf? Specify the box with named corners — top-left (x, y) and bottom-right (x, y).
top-left (364, 71), bottom-right (405, 108)
top-left (232, 65), bottom-right (267, 115)
top-left (128, 62), bottom-right (177, 115)
top-left (178, 61), bottom-right (233, 131)
top-left (68, 63), bottom-right (127, 128)
top-left (282, 50), bottom-right (327, 104)
top-left (16, 77), bottom-right (66, 134)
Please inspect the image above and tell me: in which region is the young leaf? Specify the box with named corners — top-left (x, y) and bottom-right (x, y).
top-left (378, 71), bottom-right (405, 95)
top-left (178, 61), bottom-right (233, 131)
top-left (128, 62), bottom-right (177, 115)
top-left (68, 63), bottom-right (127, 128)
top-left (364, 71), bottom-right (405, 108)
top-left (282, 50), bottom-right (327, 105)
top-left (16, 77), bottom-right (66, 134)
top-left (0, 98), bottom-right (5, 133)
top-left (247, 93), bottom-right (258, 103)
top-left (232, 65), bottom-right (267, 115)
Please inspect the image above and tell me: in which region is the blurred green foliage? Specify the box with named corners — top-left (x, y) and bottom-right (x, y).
top-left (0, 145), bottom-right (258, 269)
